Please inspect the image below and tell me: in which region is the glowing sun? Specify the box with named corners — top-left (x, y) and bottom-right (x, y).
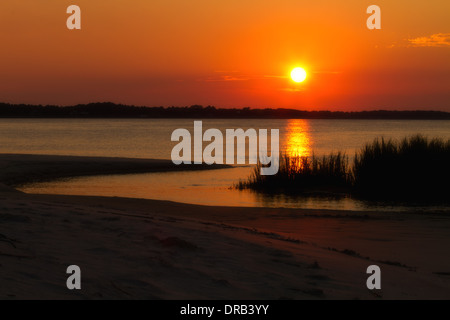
top-left (291, 67), bottom-right (307, 83)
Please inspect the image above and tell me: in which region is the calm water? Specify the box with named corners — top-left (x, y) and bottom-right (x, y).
top-left (2, 118), bottom-right (448, 212)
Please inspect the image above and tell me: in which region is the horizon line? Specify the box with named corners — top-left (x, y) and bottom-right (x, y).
top-left (1, 102), bottom-right (449, 114)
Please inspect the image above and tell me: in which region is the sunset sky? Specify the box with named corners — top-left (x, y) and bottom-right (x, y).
top-left (0, 0), bottom-right (449, 111)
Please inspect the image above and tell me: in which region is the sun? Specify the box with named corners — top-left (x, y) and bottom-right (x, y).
top-left (291, 67), bottom-right (307, 83)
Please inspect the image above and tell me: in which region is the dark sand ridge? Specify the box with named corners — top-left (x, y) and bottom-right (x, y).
top-left (0, 153), bottom-right (230, 187)
top-left (1, 153), bottom-right (450, 299)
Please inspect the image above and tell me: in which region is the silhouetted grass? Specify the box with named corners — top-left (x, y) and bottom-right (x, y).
top-left (238, 135), bottom-right (450, 204)
top-left (237, 152), bottom-right (351, 193)
top-left (352, 135), bottom-right (450, 202)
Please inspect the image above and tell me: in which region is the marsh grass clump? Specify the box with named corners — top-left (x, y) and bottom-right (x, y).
top-left (238, 135), bottom-right (450, 203)
top-left (237, 151), bottom-right (351, 193)
top-left (352, 135), bottom-right (450, 202)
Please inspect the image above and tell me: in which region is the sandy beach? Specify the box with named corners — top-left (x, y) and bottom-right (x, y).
top-left (1, 154), bottom-right (450, 299)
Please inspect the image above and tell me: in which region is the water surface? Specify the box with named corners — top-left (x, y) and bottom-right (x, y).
top-left (3, 118), bottom-right (448, 212)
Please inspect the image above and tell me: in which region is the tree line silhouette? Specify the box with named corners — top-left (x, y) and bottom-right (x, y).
top-left (0, 102), bottom-right (449, 119)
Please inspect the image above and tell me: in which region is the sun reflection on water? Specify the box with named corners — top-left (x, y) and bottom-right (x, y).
top-left (285, 119), bottom-right (312, 157)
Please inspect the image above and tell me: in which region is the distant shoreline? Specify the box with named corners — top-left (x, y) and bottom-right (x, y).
top-left (1, 102), bottom-right (449, 119)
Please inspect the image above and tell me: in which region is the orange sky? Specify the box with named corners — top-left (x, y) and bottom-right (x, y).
top-left (0, 0), bottom-right (449, 111)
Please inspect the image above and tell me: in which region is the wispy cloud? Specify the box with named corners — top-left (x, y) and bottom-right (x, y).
top-left (264, 75), bottom-right (289, 79)
top-left (200, 70), bottom-right (339, 82)
top-left (200, 71), bottom-right (249, 82)
top-left (281, 87), bottom-right (307, 92)
top-left (200, 72), bottom-right (271, 82)
top-left (202, 76), bottom-right (249, 82)
top-left (407, 33), bottom-right (450, 48)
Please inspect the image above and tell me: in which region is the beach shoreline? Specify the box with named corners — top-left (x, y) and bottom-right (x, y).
top-left (0, 153), bottom-right (231, 187)
top-left (1, 153), bottom-right (450, 299)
